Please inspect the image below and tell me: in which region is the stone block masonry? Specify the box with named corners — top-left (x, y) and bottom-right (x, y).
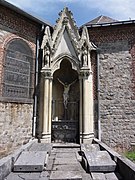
top-left (0, 103), bottom-right (33, 158)
top-left (88, 25), bottom-right (135, 151)
top-left (99, 42), bottom-right (135, 151)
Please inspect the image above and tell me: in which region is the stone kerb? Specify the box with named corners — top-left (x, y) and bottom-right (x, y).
top-left (0, 139), bottom-right (37, 180)
top-left (94, 138), bottom-right (135, 180)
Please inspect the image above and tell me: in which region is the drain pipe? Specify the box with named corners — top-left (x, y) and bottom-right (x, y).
top-left (97, 49), bottom-right (101, 141)
top-left (32, 34), bottom-right (39, 137)
top-left (32, 25), bottom-right (43, 137)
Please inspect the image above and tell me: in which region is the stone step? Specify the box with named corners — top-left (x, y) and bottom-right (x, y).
top-left (91, 172), bottom-right (106, 180)
top-left (52, 164), bottom-right (84, 172)
top-left (50, 171), bottom-right (82, 180)
top-left (84, 150), bottom-right (116, 172)
top-left (52, 143), bottom-right (80, 149)
top-left (56, 152), bottom-right (76, 158)
top-left (54, 157), bottom-right (78, 165)
top-left (13, 151), bottom-right (47, 172)
top-left (105, 172), bottom-right (123, 180)
top-left (52, 148), bottom-right (80, 153)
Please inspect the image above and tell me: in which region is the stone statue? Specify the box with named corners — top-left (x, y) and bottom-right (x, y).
top-left (83, 49), bottom-right (88, 66)
top-left (57, 78), bottom-right (77, 109)
top-left (44, 46), bottom-right (50, 67)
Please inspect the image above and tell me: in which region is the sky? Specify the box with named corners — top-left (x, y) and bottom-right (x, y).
top-left (6, 0), bottom-right (135, 26)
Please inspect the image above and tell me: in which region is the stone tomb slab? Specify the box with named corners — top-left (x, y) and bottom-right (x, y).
top-left (85, 151), bottom-right (116, 172)
top-left (13, 151), bottom-right (47, 172)
top-left (50, 171), bottom-right (82, 180)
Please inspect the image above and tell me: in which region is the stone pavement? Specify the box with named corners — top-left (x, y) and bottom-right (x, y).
top-left (4, 143), bottom-right (123, 180)
top-left (48, 145), bottom-right (92, 180)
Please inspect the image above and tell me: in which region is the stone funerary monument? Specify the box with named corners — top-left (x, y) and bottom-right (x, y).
top-left (0, 0), bottom-right (135, 156)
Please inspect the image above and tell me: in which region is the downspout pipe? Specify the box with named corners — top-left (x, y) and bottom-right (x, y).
top-left (97, 49), bottom-right (101, 141)
top-left (32, 25), bottom-right (43, 137)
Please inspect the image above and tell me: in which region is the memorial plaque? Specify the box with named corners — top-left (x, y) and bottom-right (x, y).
top-left (2, 39), bottom-right (33, 100)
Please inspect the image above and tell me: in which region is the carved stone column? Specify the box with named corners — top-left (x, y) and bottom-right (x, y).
top-left (79, 68), bottom-right (94, 143)
top-left (41, 67), bottom-right (52, 142)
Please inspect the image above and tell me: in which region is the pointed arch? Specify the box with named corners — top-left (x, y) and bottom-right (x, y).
top-left (51, 54), bottom-right (80, 75)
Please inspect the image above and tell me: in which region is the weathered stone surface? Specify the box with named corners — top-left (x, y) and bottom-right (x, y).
top-left (29, 143), bottom-right (52, 153)
top-left (54, 158), bottom-right (78, 165)
top-left (39, 171), bottom-right (50, 180)
top-left (85, 151), bottom-right (116, 172)
top-left (0, 156), bottom-right (12, 180)
top-left (0, 140), bottom-right (36, 180)
top-left (53, 143), bottom-right (80, 148)
top-left (14, 151), bottom-right (47, 172)
top-left (0, 103), bottom-right (33, 158)
top-left (5, 172), bottom-right (41, 180)
top-left (56, 152), bottom-right (76, 158)
top-left (52, 164), bottom-right (84, 172)
top-left (81, 143), bottom-right (100, 152)
top-left (52, 148), bottom-right (80, 153)
top-left (50, 171), bottom-right (82, 180)
top-left (91, 172), bottom-right (106, 180)
top-left (105, 172), bottom-right (119, 180)
top-left (98, 43), bottom-right (135, 150)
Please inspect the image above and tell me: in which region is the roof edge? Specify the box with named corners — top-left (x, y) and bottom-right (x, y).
top-left (0, 0), bottom-right (53, 27)
top-left (80, 19), bottom-right (135, 28)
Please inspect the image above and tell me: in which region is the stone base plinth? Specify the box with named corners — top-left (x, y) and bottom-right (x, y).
top-left (80, 133), bottom-right (94, 144)
top-left (41, 133), bottom-right (51, 143)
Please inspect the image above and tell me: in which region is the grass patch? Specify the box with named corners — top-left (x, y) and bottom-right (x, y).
top-left (125, 151), bottom-right (135, 162)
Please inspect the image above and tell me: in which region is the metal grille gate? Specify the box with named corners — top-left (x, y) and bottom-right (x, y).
top-left (52, 100), bottom-right (79, 143)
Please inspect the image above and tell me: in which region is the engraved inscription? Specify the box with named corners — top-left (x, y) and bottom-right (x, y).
top-left (2, 39), bottom-right (33, 100)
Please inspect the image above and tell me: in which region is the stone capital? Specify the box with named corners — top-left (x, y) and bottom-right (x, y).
top-left (79, 68), bottom-right (92, 79)
top-left (41, 67), bottom-right (52, 79)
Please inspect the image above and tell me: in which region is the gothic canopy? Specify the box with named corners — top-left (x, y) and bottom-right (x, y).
top-left (41, 7), bottom-right (96, 75)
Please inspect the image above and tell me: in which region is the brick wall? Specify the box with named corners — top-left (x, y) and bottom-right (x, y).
top-left (88, 24), bottom-right (135, 151)
top-left (0, 5), bottom-right (40, 157)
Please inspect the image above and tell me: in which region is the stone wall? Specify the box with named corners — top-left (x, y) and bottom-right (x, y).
top-left (0, 102), bottom-right (33, 158)
top-left (88, 25), bottom-right (135, 151)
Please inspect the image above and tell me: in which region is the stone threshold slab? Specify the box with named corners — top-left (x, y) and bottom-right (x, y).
top-left (13, 151), bottom-right (47, 172)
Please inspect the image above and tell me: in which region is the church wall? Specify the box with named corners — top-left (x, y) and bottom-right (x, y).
top-left (0, 5), bottom-right (40, 157)
top-left (0, 103), bottom-right (33, 158)
top-left (88, 24), bottom-right (135, 151)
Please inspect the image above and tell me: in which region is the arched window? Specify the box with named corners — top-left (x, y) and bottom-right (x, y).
top-left (2, 39), bottom-right (34, 102)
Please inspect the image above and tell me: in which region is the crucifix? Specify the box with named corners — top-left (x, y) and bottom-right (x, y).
top-left (57, 78), bottom-right (77, 109)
